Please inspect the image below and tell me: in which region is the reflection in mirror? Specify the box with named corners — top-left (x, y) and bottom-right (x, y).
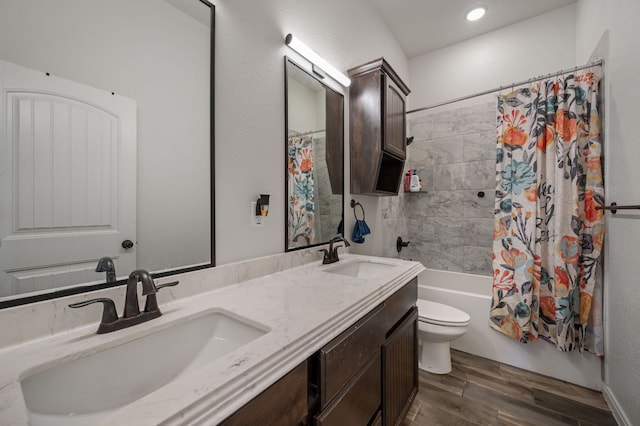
top-left (0, 0), bottom-right (214, 307)
top-left (285, 57), bottom-right (344, 251)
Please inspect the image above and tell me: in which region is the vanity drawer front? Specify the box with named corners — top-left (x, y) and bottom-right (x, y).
top-left (319, 304), bottom-right (384, 406)
top-left (383, 278), bottom-right (417, 333)
top-left (315, 352), bottom-right (381, 426)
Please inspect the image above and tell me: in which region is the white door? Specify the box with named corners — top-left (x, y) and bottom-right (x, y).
top-left (0, 60), bottom-right (137, 298)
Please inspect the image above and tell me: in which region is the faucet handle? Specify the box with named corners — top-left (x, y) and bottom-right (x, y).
top-left (156, 280), bottom-right (179, 291)
top-left (318, 248), bottom-right (332, 264)
top-left (143, 281), bottom-right (179, 314)
top-left (69, 298), bottom-right (119, 333)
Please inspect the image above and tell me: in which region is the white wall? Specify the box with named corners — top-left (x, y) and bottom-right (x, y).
top-left (214, 0), bottom-right (408, 263)
top-left (576, 1), bottom-right (640, 424)
top-left (408, 4), bottom-right (577, 110)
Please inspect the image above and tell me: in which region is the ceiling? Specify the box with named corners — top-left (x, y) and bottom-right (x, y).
top-left (367, 0), bottom-right (577, 58)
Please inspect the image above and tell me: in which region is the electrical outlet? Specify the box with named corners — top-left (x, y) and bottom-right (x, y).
top-left (251, 202), bottom-right (263, 227)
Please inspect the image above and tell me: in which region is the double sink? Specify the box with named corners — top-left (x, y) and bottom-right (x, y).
top-left (19, 259), bottom-right (396, 424)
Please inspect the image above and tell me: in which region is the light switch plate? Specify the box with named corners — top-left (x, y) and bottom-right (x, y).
top-left (251, 202), bottom-right (263, 227)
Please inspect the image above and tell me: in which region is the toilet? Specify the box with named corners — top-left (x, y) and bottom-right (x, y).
top-left (416, 299), bottom-right (471, 374)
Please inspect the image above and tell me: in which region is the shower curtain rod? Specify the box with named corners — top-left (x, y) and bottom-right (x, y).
top-left (289, 129), bottom-right (326, 137)
top-left (406, 59), bottom-right (603, 115)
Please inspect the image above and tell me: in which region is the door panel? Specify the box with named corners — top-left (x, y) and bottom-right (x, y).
top-left (0, 60), bottom-right (136, 297)
top-left (5, 259), bottom-right (121, 297)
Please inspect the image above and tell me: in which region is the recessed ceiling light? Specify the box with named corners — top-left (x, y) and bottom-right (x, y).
top-left (466, 6), bottom-right (487, 21)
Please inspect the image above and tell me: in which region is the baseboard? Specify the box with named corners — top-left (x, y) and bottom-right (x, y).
top-left (602, 384), bottom-right (631, 426)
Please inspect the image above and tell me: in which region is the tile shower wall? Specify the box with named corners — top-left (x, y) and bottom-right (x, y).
top-left (381, 101), bottom-right (496, 275)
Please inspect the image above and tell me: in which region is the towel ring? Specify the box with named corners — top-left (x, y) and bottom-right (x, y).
top-left (350, 199), bottom-right (365, 221)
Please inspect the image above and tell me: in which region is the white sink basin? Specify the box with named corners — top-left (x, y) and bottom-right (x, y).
top-left (325, 260), bottom-right (395, 279)
top-left (20, 310), bottom-right (268, 425)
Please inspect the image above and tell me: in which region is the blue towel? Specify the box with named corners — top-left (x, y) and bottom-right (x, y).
top-left (351, 219), bottom-right (371, 244)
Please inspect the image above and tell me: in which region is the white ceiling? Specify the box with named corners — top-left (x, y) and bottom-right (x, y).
top-left (367, 0), bottom-right (577, 58)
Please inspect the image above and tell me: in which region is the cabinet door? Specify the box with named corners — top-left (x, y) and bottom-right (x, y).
top-left (382, 307), bottom-right (418, 426)
top-left (382, 74), bottom-right (406, 159)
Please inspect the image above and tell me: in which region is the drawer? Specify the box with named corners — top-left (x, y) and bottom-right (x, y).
top-left (318, 304), bottom-right (384, 407)
top-left (315, 352), bottom-right (381, 426)
top-left (383, 278), bottom-right (417, 334)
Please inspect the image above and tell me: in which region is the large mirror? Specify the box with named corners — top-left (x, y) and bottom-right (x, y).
top-left (0, 0), bottom-right (214, 307)
top-left (285, 57), bottom-right (344, 251)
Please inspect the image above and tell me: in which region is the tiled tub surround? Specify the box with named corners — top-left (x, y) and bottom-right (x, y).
top-left (0, 253), bottom-right (424, 425)
top-left (382, 101), bottom-right (496, 275)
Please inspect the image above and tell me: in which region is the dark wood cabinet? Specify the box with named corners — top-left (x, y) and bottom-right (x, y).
top-left (314, 279), bottom-right (417, 425)
top-left (383, 75), bottom-right (408, 159)
top-left (383, 278), bottom-right (417, 332)
top-left (220, 360), bottom-right (310, 426)
top-left (348, 58), bottom-right (410, 196)
top-left (315, 352), bottom-right (381, 426)
top-left (318, 304), bottom-right (384, 407)
top-left (383, 307), bottom-right (418, 426)
top-left (222, 278), bottom-right (418, 426)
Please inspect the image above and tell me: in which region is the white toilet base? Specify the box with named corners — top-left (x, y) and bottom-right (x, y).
top-left (418, 340), bottom-right (452, 374)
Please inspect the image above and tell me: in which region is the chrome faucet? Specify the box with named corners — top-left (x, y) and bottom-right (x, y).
top-left (95, 257), bottom-right (116, 284)
top-left (320, 236), bottom-right (351, 264)
top-left (69, 269), bottom-right (178, 334)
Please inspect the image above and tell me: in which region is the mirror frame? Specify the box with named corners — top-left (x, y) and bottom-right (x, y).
top-left (284, 56), bottom-right (344, 252)
top-left (0, 0), bottom-right (216, 309)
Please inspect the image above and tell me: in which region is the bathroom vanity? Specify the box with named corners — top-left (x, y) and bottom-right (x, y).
top-left (0, 253), bottom-right (424, 425)
top-left (222, 278), bottom-right (418, 425)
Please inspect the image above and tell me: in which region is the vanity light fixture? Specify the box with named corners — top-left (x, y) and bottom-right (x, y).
top-left (256, 194), bottom-right (270, 217)
top-left (312, 64), bottom-right (326, 79)
top-left (285, 34), bottom-right (351, 87)
top-left (466, 6), bottom-right (487, 21)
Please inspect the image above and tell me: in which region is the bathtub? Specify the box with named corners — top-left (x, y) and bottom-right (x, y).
top-left (418, 268), bottom-right (603, 390)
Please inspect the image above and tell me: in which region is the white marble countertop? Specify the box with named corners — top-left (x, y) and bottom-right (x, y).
top-left (0, 253), bottom-right (424, 425)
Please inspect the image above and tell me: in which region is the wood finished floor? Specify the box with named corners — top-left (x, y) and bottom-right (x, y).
top-left (402, 350), bottom-right (617, 426)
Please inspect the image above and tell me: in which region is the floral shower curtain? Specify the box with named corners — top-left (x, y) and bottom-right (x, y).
top-left (288, 135), bottom-right (316, 246)
top-left (490, 72), bottom-right (605, 354)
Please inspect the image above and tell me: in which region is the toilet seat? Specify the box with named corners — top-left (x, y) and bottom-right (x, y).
top-left (417, 299), bottom-right (470, 327)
